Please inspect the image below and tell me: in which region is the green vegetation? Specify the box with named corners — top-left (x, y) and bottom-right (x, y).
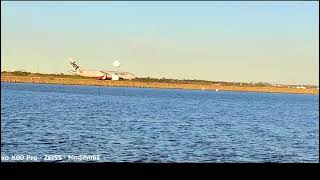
top-left (132, 77), bottom-right (271, 87)
top-left (1, 71), bottom-right (92, 79)
top-left (1, 71), bottom-right (317, 89)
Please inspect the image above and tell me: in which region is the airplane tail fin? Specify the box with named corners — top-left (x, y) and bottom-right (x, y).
top-left (69, 57), bottom-right (81, 73)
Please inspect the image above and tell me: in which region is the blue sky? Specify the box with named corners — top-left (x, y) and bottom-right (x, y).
top-left (1, 1), bottom-right (319, 85)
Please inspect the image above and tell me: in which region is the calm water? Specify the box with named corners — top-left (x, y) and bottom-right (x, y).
top-left (1, 82), bottom-right (319, 162)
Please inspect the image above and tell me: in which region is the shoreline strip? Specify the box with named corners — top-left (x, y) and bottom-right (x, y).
top-left (1, 75), bottom-right (319, 95)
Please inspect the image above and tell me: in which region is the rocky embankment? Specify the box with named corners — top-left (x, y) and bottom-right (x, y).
top-left (1, 75), bottom-right (319, 95)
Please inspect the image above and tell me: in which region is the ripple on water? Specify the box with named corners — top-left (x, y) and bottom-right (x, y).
top-left (1, 82), bottom-right (319, 162)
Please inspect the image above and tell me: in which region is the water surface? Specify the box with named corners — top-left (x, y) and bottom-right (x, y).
top-left (1, 82), bottom-right (319, 162)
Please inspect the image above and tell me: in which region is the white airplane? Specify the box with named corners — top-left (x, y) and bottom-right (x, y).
top-left (68, 58), bottom-right (136, 80)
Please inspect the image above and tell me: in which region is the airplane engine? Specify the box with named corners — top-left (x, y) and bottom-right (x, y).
top-left (97, 76), bottom-right (111, 80)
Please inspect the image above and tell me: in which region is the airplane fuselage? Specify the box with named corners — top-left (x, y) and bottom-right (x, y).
top-left (69, 58), bottom-right (136, 80)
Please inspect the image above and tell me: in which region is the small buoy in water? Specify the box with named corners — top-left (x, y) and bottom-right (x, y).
top-left (216, 89), bottom-right (219, 92)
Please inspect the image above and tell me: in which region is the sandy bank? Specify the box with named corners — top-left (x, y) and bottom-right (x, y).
top-left (1, 75), bottom-right (319, 95)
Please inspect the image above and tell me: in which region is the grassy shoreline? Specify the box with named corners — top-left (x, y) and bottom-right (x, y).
top-left (1, 73), bottom-right (318, 95)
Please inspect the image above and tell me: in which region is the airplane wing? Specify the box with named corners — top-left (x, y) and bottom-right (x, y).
top-left (99, 71), bottom-right (111, 76)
